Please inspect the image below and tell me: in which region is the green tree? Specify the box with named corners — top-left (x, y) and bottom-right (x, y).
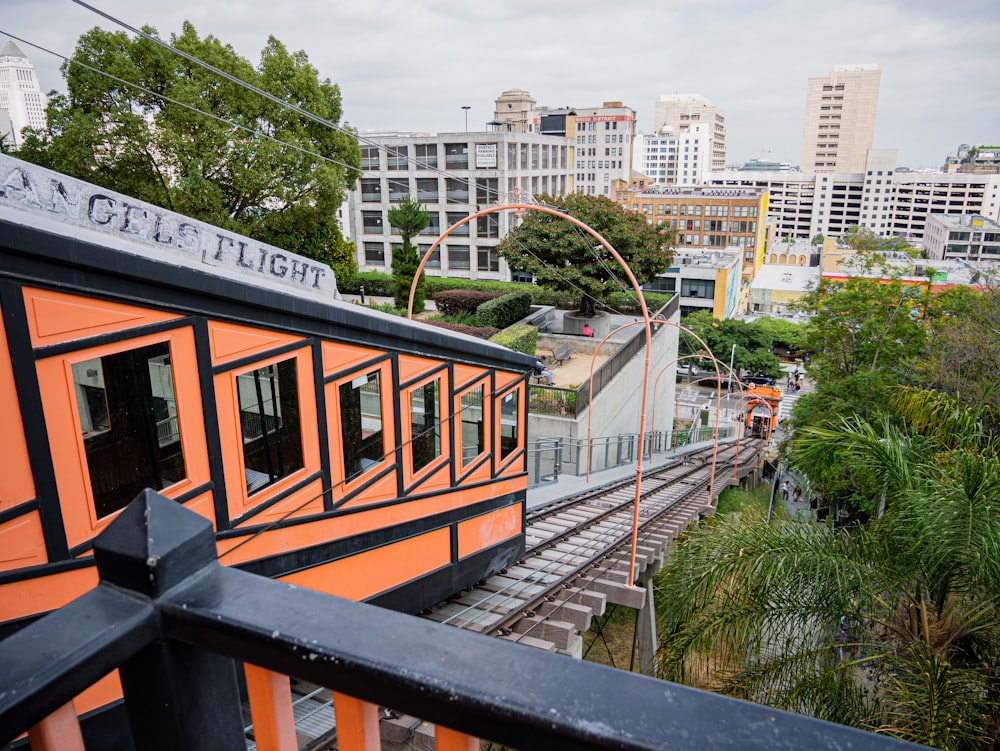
top-left (388, 197), bottom-right (429, 312)
top-left (17, 22), bottom-right (360, 261)
top-left (680, 309), bottom-right (784, 381)
top-left (658, 388), bottom-right (1000, 750)
top-left (497, 193), bottom-right (673, 317)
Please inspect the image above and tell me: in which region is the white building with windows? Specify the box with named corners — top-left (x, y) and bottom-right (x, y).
top-left (653, 94), bottom-right (726, 173)
top-left (349, 130), bottom-right (573, 281)
top-left (0, 41), bottom-right (47, 148)
top-left (707, 149), bottom-right (1000, 245)
top-left (923, 214), bottom-right (1000, 262)
top-left (634, 123), bottom-right (712, 186)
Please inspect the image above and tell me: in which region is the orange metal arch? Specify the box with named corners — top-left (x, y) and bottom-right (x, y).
top-left (405, 203), bottom-right (654, 583)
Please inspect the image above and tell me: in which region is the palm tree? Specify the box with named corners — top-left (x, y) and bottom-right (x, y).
top-left (656, 387), bottom-right (1000, 750)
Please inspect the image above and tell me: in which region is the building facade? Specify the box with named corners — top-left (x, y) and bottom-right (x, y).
top-left (653, 94), bottom-right (726, 172)
top-left (923, 214), bottom-right (1000, 261)
top-left (633, 123), bottom-right (712, 186)
top-left (800, 64), bottom-right (881, 174)
top-left (707, 150), bottom-right (1000, 245)
top-left (615, 183), bottom-right (768, 281)
top-left (349, 131), bottom-right (573, 281)
top-left (644, 248), bottom-right (742, 319)
top-left (0, 41), bottom-right (47, 148)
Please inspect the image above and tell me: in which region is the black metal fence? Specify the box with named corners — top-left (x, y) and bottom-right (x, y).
top-left (1, 490), bottom-right (929, 751)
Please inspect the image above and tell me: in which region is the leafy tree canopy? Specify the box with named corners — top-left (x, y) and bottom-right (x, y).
top-left (18, 22), bottom-right (360, 258)
top-left (659, 388), bottom-right (1000, 749)
top-left (497, 193), bottom-right (674, 317)
top-left (842, 226), bottom-right (917, 257)
top-left (679, 309), bottom-right (787, 381)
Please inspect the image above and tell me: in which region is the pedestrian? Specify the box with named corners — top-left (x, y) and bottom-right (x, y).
top-left (781, 480), bottom-right (789, 501)
top-left (581, 323), bottom-right (593, 338)
top-left (534, 355), bottom-right (554, 386)
top-left (793, 486), bottom-right (802, 503)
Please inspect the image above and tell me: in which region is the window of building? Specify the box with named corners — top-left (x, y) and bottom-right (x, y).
top-left (416, 178), bottom-right (438, 203)
top-left (416, 143), bottom-right (437, 169)
top-left (418, 212), bottom-right (442, 237)
top-left (444, 143), bottom-right (468, 169)
top-left (499, 390), bottom-right (519, 459)
top-left (419, 245), bottom-right (441, 268)
top-left (681, 278), bottom-right (715, 299)
top-left (339, 370), bottom-right (384, 481)
top-left (387, 178), bottom-right (409, 203)
top-left (364, 208), bottom-right (392, 233)
top-left (387, 146), bottom-right (408, 171)
top-left (446, 178), bottom-right (469, 204)
top-left (410, 378), bottom-right (441, 472)
top-left (363, 241), bottom-right (385, 264)
top-left (476, 178), bottom-right (498, 205)
top-left (478, 245), bottom-right (499, 271)
top-left (448, 245), bottom-right (470, 270)
top-left (237, 359), bottom-right (303, 494)
top-left (362, 211), bottom-right (383, 234)
top-left (360, 178), bottom-right (381, 203)
top-left (361, 145), bottom-right (380, 170)
top-left (477, 213), bottom-right (499, 239)
top-left (460, 385), bottom-right (484, 466)
top-left (446, 212), bottom-right (469, 236)
top-left (73, 342), bottom-right (185, 519)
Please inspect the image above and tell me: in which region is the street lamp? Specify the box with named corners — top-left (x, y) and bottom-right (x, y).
top-left (461, 105), bottom-right (471, 133)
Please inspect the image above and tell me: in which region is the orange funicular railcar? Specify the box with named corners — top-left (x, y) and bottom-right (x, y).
top-left (0, 154), bottom-right (532, 732)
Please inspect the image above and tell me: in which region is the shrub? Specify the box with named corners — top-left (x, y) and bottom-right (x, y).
top-left (338, 271), bottom-right (395, 297)
top-left (489, 323), bottom-right (537, 355)
top-left (434, 289), bottom-right (500, 316)
top-left (424, 320), bottom-right (500, 339)
top-left (476, 290), bottom-right (533, 329)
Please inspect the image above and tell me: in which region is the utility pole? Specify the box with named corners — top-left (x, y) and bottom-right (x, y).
top-left (728, 343), bottom-right (736, 394)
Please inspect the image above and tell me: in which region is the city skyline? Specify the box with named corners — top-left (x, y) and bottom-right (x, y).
top-left (4, 0), bottom-right (999, 170)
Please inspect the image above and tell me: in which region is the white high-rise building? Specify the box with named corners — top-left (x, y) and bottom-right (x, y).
top-left (653, 94), bottom-right (726, 172)
top-left (634, 123), bottom-right (712, 186)
top-left (0, 41), bottom-right (47, 148)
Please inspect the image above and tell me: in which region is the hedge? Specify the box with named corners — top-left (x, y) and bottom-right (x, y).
top-left (476, 290), bottom-right (533, 329)
top-left (423, 320), bottom-right (500, 339)
top-left (489, 323), bottom-right (537, 355)
top-left (434, 289), bottom-right (500, 316)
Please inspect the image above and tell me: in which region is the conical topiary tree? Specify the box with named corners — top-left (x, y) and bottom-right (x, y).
top-left (388, 197), bottom-right (429, 312)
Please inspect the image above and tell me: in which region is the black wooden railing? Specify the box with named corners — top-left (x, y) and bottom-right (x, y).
top-left (0, 490), bottom-right (930, 751)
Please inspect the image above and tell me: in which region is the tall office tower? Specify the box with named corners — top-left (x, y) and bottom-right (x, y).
top-left (800, 64), bottom-right (880, 173)
top-left (653, 94), bottom-right (727, 173)
top-left (0, 41), bottom-right (47, 148)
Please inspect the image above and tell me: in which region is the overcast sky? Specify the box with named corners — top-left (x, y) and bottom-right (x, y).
top-left (5, 0), bottom-right (999, 169)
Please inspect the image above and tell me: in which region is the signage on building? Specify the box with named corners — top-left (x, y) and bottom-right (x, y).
top-left (574, 114), bottom-right (631, 123)
top-left (0, 154), bottom-right (337, 299)
top-left (475, 143), bottom-right (498, 169)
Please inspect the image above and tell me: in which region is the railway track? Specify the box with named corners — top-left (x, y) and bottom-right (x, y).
top-left (420, 439), bottom-right (757, 653)
top-left (260, 439), bottom-right (760, 749)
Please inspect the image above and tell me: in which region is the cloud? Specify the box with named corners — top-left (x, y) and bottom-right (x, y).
top-left (4, 0), bottom-right (999, 168)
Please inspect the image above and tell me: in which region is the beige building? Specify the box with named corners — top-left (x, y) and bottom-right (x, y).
top-left (800, 64), bottom-right (880, 173)
top-left (653, 94), bottom-right (726, 172)
top-left (923, 214), bottom-right (1000, 261)
top-left (614, 182), bottom-right (768, 281)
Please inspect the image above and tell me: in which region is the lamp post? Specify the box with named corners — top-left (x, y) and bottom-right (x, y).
top-left (728, 343), bottom-right (736, 394)
top-left (462, 105), bottom-right (471, 133)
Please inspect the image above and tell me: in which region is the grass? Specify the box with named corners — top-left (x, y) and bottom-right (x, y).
top-left (716, 484), bottom-right (773, 515)
top-left (581, 603), bottom-right (638, 671)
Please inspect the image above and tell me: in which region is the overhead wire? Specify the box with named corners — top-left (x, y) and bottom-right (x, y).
top-left (12, 7), bottom-right (640, 304)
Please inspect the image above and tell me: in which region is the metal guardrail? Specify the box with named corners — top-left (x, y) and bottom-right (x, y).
top-left (527, 426), bottom-right (734, 486)
top-left (1, 490), bottom-right (929, 751)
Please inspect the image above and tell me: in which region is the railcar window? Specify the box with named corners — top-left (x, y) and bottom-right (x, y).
top-left (499, 391), bottom-right (519, 459)
top-left (237, 359), bottom-right (303, 493)
top-left (72, 342), bottom-right (185, 519)
top-left (460, 385), bottom-right (484, 466)
top-left (410, 378), bottom-right (441, 473)
top-left (340, 371), bottom-right (384, 481)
